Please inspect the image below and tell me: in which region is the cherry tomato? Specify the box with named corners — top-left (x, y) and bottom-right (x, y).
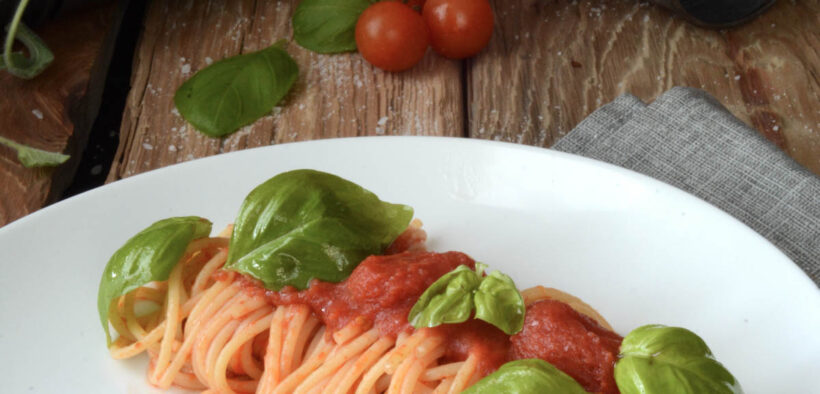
top-left (355, 1), bottom-right (430, 72)
top-left (422, 0), bottom-right (494, 59)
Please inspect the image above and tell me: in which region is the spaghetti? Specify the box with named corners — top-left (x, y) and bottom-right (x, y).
top-left (108, 223), bottom-right (617, 393)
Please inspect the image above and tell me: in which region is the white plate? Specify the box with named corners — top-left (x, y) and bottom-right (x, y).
top-left (1, 137), bottom-right (817, 393)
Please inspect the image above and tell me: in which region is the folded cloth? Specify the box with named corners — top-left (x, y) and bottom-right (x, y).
top-left (553, 87), bottom-right (819, 285)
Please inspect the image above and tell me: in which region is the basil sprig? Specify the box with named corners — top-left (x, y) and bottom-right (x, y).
top-left (408, 263), bottom-right (525, 335)
top-left (615, 325), bottom-right (743, 394)
top-left (97, 217), bottom-right (212, 345)
top-left (174, 41), bottom-right (298, 137)
top-left (463, 359), bottom-right (588, 394)
top-left (225, 169), bottom-right (413, 290)
top-left (292, 0), bottom-right (372, 53)
top-left (2, 0), bottom-right (54, 79)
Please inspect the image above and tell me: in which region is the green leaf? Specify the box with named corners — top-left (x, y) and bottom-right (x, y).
top-left (408, 263), bottom-right (526, 335)
top-left (2, 1), bottom-right (54, 79)
top-left (474, 270), bottom-right (525, 335)
top-left (615, 325), bottom-right (743, 394)
top-left (463, 359), bottom-right (589, 393)
top-left (408, 265), bottom-right (481, 328)
top-left (225, 169), bottom-right (413, 290)
top-left (0, 135), bottom-right (69, 168)
top-left (97, 217), bottom-right (212, 345)
top-left (173, 42), bottom-right (298, 137)
top-left (292, 0), bottom-right (372, 53)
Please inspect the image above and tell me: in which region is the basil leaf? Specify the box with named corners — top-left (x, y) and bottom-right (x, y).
top-left (173, 42), bottom-right (298, 137)
top-left (0, 135), bottom-right (69, 167)
top-left (2, 20), bottom-right (54, 79)
top-left (97, 217), bottom-right (212, 345)
top-left (225, 169), bottom-right (413, 290)
top-left (474, 270), bottom-right (525, 335)
top-left (408, 265), bottom-right (481, 328)
top-left (463, 359), bottom-right (589, 393)
top-left (615, 325), bottom-right (743, 394)
top-left (409, 264), bottom-right (525, 335)
top-left (292, 0), bottom-right (372, 53)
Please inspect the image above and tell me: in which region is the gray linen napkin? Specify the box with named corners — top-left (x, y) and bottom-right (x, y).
top-left (553, 87), bottom-right (820, 285)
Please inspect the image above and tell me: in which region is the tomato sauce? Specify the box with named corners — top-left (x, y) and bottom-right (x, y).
top-left (267, 251), bottom-right (474, 337)
top-left (436, 319), bottom-right (510, 376)
top-left (510, 300), bottom-right (623, 393)
top-left (235, 250), bottom-right (623, 388)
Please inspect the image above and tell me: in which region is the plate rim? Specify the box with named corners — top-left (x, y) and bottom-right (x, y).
top-left (2, 136), bottom-right (814, 289)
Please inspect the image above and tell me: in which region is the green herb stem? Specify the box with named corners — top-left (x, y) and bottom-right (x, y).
top-left (3, 0), bottom-right (30, 69)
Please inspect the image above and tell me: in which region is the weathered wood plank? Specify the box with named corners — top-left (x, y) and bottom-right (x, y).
top-left (0, 5), bottom-right (118, 225)
top-left (467, 0), bottom-right (820, 175)
top-left (108, 0), bottom-right (463, 181)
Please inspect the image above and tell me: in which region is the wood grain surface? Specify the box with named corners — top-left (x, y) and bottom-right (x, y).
top-left (111, 0), bottom-right (819, 183)
top-left (108, 0), bottom-right (462, 181)
top-left (0, 5), bottom-right (118, 225)
top-left (468, 0), bottom-right (820, 173)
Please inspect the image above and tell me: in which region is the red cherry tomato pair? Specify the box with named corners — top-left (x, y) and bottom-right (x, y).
top-left (355, 0), bottom-right (494, 72)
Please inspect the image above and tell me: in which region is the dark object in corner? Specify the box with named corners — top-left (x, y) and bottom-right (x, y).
top-left (649, 0), bottom-right (777, 27)
top-left (1, 0), bottom-right (109, 28)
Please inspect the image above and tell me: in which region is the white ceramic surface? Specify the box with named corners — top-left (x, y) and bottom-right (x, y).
top-left (1, 137), bottom-right (817, 393)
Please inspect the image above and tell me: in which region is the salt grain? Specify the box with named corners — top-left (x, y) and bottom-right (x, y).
top-left (377, 116), bottom-right (388, 126)
top-left (734, 75), bottom-right (741, 81)
top-left (90, 165), bottom-right (102, 175)
top-left (205, 57), bottom-right (213, 65)
top-left (169, 145), bottom-right (177, 152)
top-left (143, 143), bottom-right (154, 150)
top-left (181, 64), bottom-right (191, 74)
top-left (31, 109), bottom-right (43, 120)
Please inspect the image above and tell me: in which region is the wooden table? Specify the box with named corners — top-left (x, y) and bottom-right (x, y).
top-left (1, 0), bottom-right (818, 226)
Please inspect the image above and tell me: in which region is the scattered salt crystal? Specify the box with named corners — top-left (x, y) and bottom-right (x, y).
top-left (90, 165), bottom-right (102, 175)
top-left (772, 126), bottom-right (780, 132)
top-left (171, 108), bottom-right (180, 117)
top-left (31, 109), bottom-right (43, 119)
top-left (143, 143), bottom-right (154, 150)
top-left (377, 116), bottom-right (388, 126)
top-left (734, 75), bottom-right (741, 81)
top-left (169, 145), bottom-right (177, 152)
top-left (643, 14), bottom-right (649, 23)
top-left (181, 64), bottom-right (191, 74)
top-left (180, 57), bottom-right (186, 62)
top-left (205, 57), bottom-right (213, 65)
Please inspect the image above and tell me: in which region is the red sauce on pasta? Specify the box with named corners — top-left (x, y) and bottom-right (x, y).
top-left (249, 251), bottom-right (622, 386)
top-left (511, 299), bottom-right (623, 393)
top-left (268, 251), bottom-right (473, 337)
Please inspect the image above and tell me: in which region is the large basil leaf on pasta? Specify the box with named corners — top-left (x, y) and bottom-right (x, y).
top-left (97, 217), bottom-right (212, 345)
top-left (615, 325), bottom-right (743, 394)
top-left (474, 270), bottom-right (525, 335)
top-left (463, 359), bottom-right (589, 393)
top-left (409, 265), bottom-right (481, 328)
top-left (173, 42), bottom-right (298, 137)
top-left (225, 169), bottom-right (413, 290)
